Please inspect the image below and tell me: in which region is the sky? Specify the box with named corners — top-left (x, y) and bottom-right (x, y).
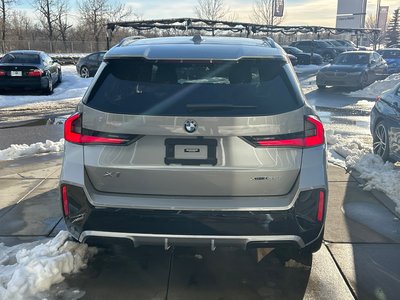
top-left (123, 0), bottom-right (400, 26)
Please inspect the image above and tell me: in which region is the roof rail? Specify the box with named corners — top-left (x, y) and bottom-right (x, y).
top-left (117, 36), bottom-right (146, 47)
top-left (261, 37), bottom-right (277, 48)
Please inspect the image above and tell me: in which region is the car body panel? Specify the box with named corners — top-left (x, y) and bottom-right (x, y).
top-left (76, 51), bottom-right (106, 77)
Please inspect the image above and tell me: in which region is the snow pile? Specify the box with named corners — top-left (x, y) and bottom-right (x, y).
top-left (0, 231), bottom-right (96, 300)
top-left (327, 131), bottom-right (400, 213)
top-left (347, 73), bottom-right (400, 99)
top-left (0, 139), bottom-right (64, 161)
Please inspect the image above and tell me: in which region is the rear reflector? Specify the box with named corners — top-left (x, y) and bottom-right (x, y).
top-left (64, 113), bottom-right (130, 145)
top-left (27, 69), bottom-right (44, 77)
top-left (61, 185), bottom-right (69, 216)
top-left (317, 191), bottom-right (325, 222)
top-left (0, 70), bottom-right (6, 76)
top-left (243, 115), bottom-right (325, 148)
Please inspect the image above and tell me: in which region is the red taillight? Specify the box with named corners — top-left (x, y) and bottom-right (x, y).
top-left (317, 190), bottom-right (325, 222)
top-left (61, 185), bottom-right (69, 216)
top-left (250, 115), bottom-right (325, 148)
top-left (27, 69), bottom-right (43, 77)
top-left (0, 70), bottom-right (6, 76)
top-left (64, 113), bottom-right (129, 145)
top-left (375, 96), bottom-right (381, 102)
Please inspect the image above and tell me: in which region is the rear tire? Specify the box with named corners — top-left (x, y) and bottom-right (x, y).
top-left (44, 77), bottom-right (53, 95)
top-left (360, 73), bottom-right (369, 89)
top-left (57, 69), bottom-right (62, 84)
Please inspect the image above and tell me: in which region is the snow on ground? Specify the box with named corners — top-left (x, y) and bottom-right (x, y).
top-left (0, 139), bottom-right (64, 160)
top-left (0, 231), bottom-right (95, 300)
top-left (327, 131), bottom-right (400, 213)
top-left (294, 64), bottom-right (323, 74)
top-left (0, 65), bottom-right (92, 108)
top-left (347, 73), bottom-right (400, 99)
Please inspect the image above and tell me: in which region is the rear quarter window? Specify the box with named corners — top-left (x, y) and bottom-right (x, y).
top-left (84, 58), bottom-right (303, 117)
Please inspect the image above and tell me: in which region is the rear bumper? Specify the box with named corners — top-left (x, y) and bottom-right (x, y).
top-left (0, 77), bottom-right (47, 89)
top-left (61, 184), bottom-right (326, 249)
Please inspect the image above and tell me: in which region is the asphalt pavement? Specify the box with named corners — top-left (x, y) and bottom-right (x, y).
top-left (0, 136), bottom-right (399, 299)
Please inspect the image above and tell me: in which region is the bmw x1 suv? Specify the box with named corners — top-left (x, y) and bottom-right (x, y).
top-left (60, 36), bottom-right (328, 256)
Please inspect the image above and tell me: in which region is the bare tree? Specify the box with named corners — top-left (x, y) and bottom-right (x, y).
top-left (0, 0), bottom-right (16, 51)
top-left (194, 0), bottom-right (230, 21)
top-left (252, 0), bottom-right (283, 26)
top-left (365, 14), bottom-right (386, 48)
top-left (33, 0), bottom-right (58, 51)
top-left (55, 0), bottom-right (72, 47)
top-left (78, 0), bottom-right (132, 51)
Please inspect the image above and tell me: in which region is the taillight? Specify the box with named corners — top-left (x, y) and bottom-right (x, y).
top-left (317, 190), bottom-right (325, 222)
top-left (64, 113), bottom-right (130, 145)
top-left (0, 70), bottom-right (6, 76)
top-left (243, 115), bottom-right (325, 148)
top-left (61, 185), bottom-right (69, 216)
top-left (375, 96), bottom-right (381, 102)
top-left (27, 69), bottom-right (44, 77)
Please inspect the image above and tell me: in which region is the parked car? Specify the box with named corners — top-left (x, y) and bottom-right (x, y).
top-left (389, 44), bottom-right (400, 49)
top-left (316, 51), bottom-right (388, 89)
top-left (76, 51), bottom-right (106, 78)
top-left (282, 46), bottom-right (323, 65)
top-left (322, 39), bottom-right (357, 52)
top-left (290, 40), bottom-right (338, 62)
top-left (61, 36), bottom-right (328, 257)
top-left (370, 83), bottom-right (400, 161)
top-left (377, 48), bottom-right (400, 74)
top-left (0, 50), bottom-right (61, 94)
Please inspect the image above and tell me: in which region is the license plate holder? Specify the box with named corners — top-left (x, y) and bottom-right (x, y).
top-left (165, 138), bottom-right (217, 166)
top-left (10, 71), bottom-right (22, 77)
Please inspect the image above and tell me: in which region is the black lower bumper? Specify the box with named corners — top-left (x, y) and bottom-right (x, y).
top-left (0, 77), bottom-right (47, 89)
top-left (62, 185), bottom-right (325, 248)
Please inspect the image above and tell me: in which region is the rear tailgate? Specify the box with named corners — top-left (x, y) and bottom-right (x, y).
top-left (82, 107), bottom-right (304, 197)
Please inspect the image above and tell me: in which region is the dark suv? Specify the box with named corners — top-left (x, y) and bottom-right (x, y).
top-left (61, 36), bottom-right (328, 256)
top-left (290, 40), bottom-right (338, 61)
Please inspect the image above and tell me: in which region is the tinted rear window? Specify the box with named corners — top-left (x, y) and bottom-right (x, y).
top-left (1, 53), bottom-right (40, 64)
top-left (85, 58), bottom-right (303, 116)
top-left (378, 50), bottom-right (400, 59)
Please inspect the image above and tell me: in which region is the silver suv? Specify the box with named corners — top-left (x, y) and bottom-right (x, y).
top-left (60, 36), bottom-right (327, 255)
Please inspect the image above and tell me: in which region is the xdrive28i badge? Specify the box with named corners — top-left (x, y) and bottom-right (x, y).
top-left (184, 120), bottom-right (198, 133)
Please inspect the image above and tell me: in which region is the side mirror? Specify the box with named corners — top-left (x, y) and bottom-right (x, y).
top-left (370, 59), bottom-right (376, 65)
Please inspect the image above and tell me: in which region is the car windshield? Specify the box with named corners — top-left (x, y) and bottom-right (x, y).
top-left (334, 53), bottom-right (370, 65)
top-left (287, 47), bottom-right (303, 54)
top-left (315, 41), bottom-right (330, 48)
top-left (326, 40), bottom-right (342, 46)
top-left (0, 53), bottom-right (40, 64)
top-left (85, 58), bottom-right (303, 117)
top-left (378, 50), bottom-right (400, 59)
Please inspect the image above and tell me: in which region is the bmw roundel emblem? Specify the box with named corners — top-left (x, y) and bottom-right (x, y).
top-left (184, 119), bottom-right (198, 133)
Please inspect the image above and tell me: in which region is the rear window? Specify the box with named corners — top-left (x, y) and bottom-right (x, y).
top-left (85, 58), bottom-right (303, 117)
top-left (378, 50), bottom-right (400, 59)
top-left (1, 53), bottom-right (40, 64)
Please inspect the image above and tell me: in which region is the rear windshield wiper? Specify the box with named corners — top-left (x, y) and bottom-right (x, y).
top-left (186, 104), bottom-right (257, 111)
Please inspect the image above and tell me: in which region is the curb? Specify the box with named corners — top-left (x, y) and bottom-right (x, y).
top-left (349, 168), bottom-right (400, 219)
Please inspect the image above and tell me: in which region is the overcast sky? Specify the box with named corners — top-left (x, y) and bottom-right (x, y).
top-left (123, 0), bottom-right (399, 26)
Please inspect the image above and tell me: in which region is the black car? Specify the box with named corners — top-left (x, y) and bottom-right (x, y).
top-left (316, 51), bottom-right (388, 89)
top-left (370, 83), bottom-right (400, 162)
top-left (76, 51), bottom-right (105, 78)
top-left (290, 40), bottom-right (338, 62)
top-left (0, 50), bottom-right (61, 94)
top-left (282, 46), bottom-right (323, 65)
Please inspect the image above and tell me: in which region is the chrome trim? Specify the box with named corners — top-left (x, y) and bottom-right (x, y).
top-left (79, 230), bottom-right (305, 249)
